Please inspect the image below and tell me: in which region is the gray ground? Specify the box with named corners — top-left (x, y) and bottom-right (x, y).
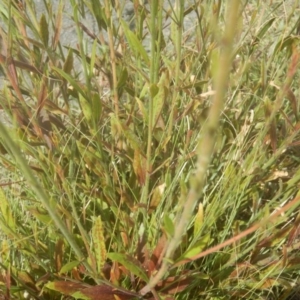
top-left (0, 0), bottom-right (197, 82)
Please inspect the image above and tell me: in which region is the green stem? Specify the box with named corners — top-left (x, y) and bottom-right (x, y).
top-left (168, 0), bottom-right (184, 138)
top-left (140, 0), bottom-right (162, 214)
top-left (104, 0), bottom-right (119, 118)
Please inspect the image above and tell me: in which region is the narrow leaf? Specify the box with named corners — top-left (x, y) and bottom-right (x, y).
top-left (52, 1), bottom-right (63, 49)
top-left (79, 93), bottom-right (92, 123)
top-left (90, 39), bottom-right (98, 75)
top-left (55, 239), bottom-right (64, 273)
top-left (39, 14), bottom-right (49, 47)
top-left (107, 253), bottom-right (148, 282)
top-left (0, 188), bottom-right (15, 231)
top-left (264, 97), bottom-right (277, 153)
top-left (91, 92), bottom-right (102, 125)
top-left (133, 149), bottom-right (147, 185)
top-left (121, 124), bottom-right (142, 151)
top-left (26, 206), bottom-right (52, 224)
top-left (254, 17), bottom-right (275, 43)
top-left (163, 215), bottom-right (175, 237)
top-left (150, 183), bottom-right (166, 210)
top-left (120, 19), bottom-right (150, 65)
top-left (59, 261), bottom-right (81, 275)
top-left (152, 72), bottom-right (168, 130)
top-left (45, 281), bottom-right (86, 296)
top-left (52, 66), bottom-right (86, 97)
top-left (75, 285), bottom-right (138, 300)
top-left (178, 234), bottom-right (210, 261)
top-left (194, 203), bottom-right (204, 237)
top-left (136, 97), bottom-right (148, 124)
top-left (63, 49), bottom-right (74, 74)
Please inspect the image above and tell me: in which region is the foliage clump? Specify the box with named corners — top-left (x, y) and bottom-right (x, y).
top-left (0, 0), bottom-right (300, 299)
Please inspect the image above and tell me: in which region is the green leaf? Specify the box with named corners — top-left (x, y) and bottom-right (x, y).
top-left (79, 93), bottom-right (92, 123)
top-left (120, 19), bottom-right (150, 65)
top-left (194, 203), bottom-right (204, 237)
top-left (90, 0), bottom-right (107, 30)
top-left (117, 67), bottom-right (128, 90)
top-left (27, 207), bottom-right (52, 224)
top-left (0, 188), bottom-right (15, 231)
top-left (121, 124), bottom-right (142, 151)
top-left (210, 48), bottom-right (220, 79)
top-left (152, 72), bottom-right (168, 130)
top-left (110, 114), bottom-right (142, 151)
top-left (39, 14), bottom-right (49, 47)
top-left (178, 234), bottom-right (210, 261)
top-left (255, 17), bottom-right (275, 42)
top-left (91, 92), bottom-right (102, 125)
top-left (273, 36), bottom-right (298, 56)
top-left (71, 291), bottom-right (90, 300)
top-left (0, 218), bottom-right (16, 238)
top-left (136, 97), bottom-right (148, 124)
top-left (59, 260), bottom-right (81, 275)
top-left (52, 66), bottom-right (86, 97)
top-left (163, 214), bottom-right (174, 237)
top-left (107, 253), bottom-right (148, 282)
top-left (63, 49), bottom-right (74, 74)
top-left (90, 39), bottom-right (98, 75)
top-left (149, 84), bottom-right (159, 99)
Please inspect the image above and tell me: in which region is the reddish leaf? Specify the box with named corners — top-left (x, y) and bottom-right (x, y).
top-left (71, 268), bottom-right (82, 282)
top-left (0, 35), bottom-right (25, 103)
top-left (146, 234), bottom-right (167, 274)
top-left (6, 268), bottom-right (11, 300)
top-left (110, 261), bottom-right (120, 285)
top-left (286, 88), bottom-right (298, 121)
top-left (107, 253), bottom-right (148, 282)
top-left (133, 150), bottom-right (147, 185)
top-left (79, 285), bottom-right (139, 300)
top-left (264, 98), bottom-right (277, 153)
top-left (46, 281), bottom-right (140, 300)
top-left (52, 1), bottom-right (63, 49)
top-left (287, 213), bottom-right (300, 247)
top-left (156, 274), bottom-right (192, 295)
top-left (55, 239), bottom-right (64, 273)
top-left (46, 281), bottom-right (85, 293)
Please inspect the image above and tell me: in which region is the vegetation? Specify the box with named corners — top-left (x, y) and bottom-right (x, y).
top-left (0, 0), bottom-right (300, 299)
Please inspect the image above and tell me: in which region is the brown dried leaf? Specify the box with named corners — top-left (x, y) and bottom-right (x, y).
top-left (55, 239), bottom-right (64, 273)
top-left (39, 14), bottom-right (49, 47)
top-left (149, 183), bottom-right (166, 211)
top-left (37, 108), bottom-right (54, 150)
top-left (52, 1), bottom-right (63, 49)
top-left (264, 98), bottom-right (277, 152)
top-left (110, 261), bottom-right (120, 285)
top-left (79, 285), bottom-right (138, 300)
top-left (287, 212), bottom-right (300, 247)
top-left (286, 88), bottom-right (298, 121)
top-left (45, 281), bottom-right (86, 295)
top-left (144, 234), bottom-right (167, 274)
top-left (133, 150), bottom-right (147, 185)
top-left (46, 282), bottom-right (139, 300)
top-left (156, 274), bottom-right (192, 295)
top-left (0, 33), bottom-right (25, 103)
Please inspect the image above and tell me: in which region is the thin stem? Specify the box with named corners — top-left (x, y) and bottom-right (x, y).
top-left (140, 0), bottom-right (162, 213)
top-left (104, 0), bottom-right (119, 118)
top-left (167, 0), bottom-right (184, 138)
